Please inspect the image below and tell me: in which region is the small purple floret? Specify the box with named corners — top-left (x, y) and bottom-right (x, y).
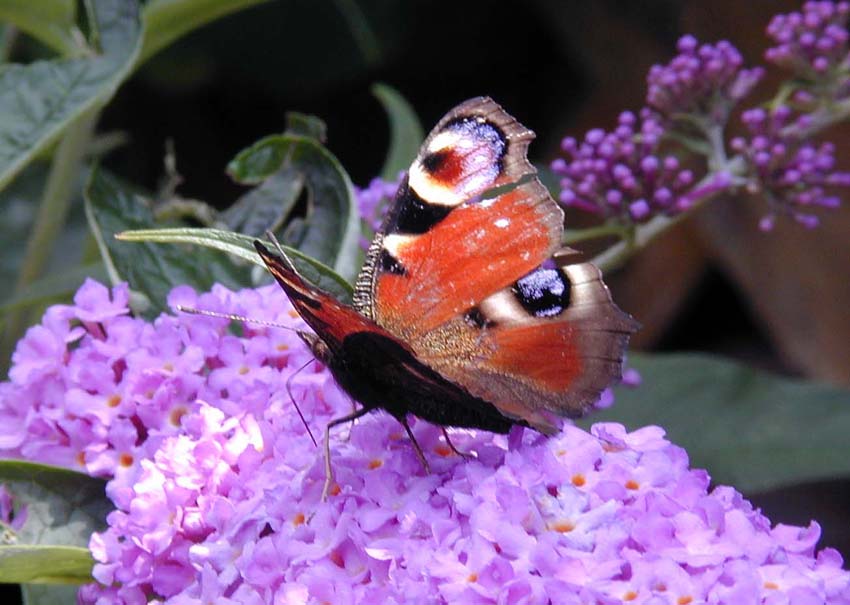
top-left (733, 107), bottom-right (848, 227)
top-left (647, 35), bottom-right (763, 123)
top-left (552, 112), bottom-right (729, 222)
top-left (354, 175), bottom-right (402, 247)
top-left (766, 1), bottom-right (850, 91)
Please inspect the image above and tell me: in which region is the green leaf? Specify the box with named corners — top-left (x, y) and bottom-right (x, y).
top-left (141, 0), bottom-right (272, 64)
top-left (584, 353), bottom-right (850, 494)
top-left (0, 460), bottom-right (109, 547)
top-left (21, 584), bottom-right (80, 605)
top-left (0, 545), bottom-right (92, 584)
top-left (371, 83), bottom-right (423, 180)
top-left (226, 134), bottom-right (361, 283)
top-left (0, 162), bottom-right (97, 308)
top-left (115, 227), bottom-right (354, 303)
top-left (84, 167), bottom-right (249, 317)
top-left (0, 0), bottom-right (142, 191)
top-left (0, 460), bottom-right (107, 588)
top-left (285, 112), bottom-right (327, 143)
top-left (220, 167), bottom-right (304, 237)
top-left (0, 0), bottom-right (78, 56)
top-left (333, 0), bottom-right (381, 65)
top-left (0, 262), bottom-right (108, 314)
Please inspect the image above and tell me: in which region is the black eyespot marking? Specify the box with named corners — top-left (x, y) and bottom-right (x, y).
top-left (464, 306), bottom-right (495, 329)
top-left (379, 249), bottom-right (406, 275)
top-left (422, 148), bottom-right (452, 174)
top-left (386, 180), bottom-right (453, 235)
top-left (512, 268), bottom-right (571, 318)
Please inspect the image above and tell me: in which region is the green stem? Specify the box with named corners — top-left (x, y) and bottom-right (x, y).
top-left (704, 123), bottom-right (728, 171)
top-left (563, 223), bottom-right (629, 246)
top-left (15, 114), bottom-right (97, 287)
top-left (1, 110), bottom-right (97, 369)
top-left (782, 96), bottom-right (850, 139)
top-left (1, 24), bottom-right (19, 62)
top-left (591, 214), bottom-right (674, 274)
top-left (590, 156), bottom-right (748, 274)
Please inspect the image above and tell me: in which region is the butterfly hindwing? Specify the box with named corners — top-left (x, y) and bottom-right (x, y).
top-left (418, 257), bottom-right (638, 431)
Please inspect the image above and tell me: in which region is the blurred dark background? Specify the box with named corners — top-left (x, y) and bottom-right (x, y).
top-left (63, 0), bottom-right (850, 557)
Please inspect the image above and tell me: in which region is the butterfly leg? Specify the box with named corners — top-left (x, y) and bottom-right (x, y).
top-left (440, 427), bottom-right (473, 459)
top-left (398, 416), bottom-right (431, 474)
top-left (286, 359), bottom-right (318, 447)
top-left (321, 406), bottom-right (372, 501)
top-left (340, 394), bottom-right (359, 442)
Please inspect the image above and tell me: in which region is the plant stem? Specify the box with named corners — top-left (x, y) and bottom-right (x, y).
top-left (563, 223), bottom-right (629, 246)
top-left (783, 96), bottom-right (850, 139)
top-left (591, 214), bottom-right (674, 274)
top-left (590, 159), bottom-right (747, 274)
top-left (16, 113), bottom-right (97, 287)
top-left (1, 110), bottom-right (97, 370)
top-left (705, 123), bottom-right (728, 171)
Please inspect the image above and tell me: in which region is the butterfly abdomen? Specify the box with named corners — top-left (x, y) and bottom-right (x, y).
top-left (331, 330), bottom-right (519, 433)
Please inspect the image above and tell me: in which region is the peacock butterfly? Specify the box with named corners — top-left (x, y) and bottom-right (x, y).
top-left (254, 97), bottom-right (638, 498)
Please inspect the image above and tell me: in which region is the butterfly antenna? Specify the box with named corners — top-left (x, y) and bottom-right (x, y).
top-left (286, 359), bottom-right (318, 448)
top-left (178, 304), bottom-right (319, 448)
top-left (174, 305), bottom-right (298, 332)
top-left (264, 230), bottom-right (299, 274)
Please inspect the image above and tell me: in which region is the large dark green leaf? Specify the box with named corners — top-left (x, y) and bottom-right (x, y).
top-left (0, 460), bottom-right (110, 585)
top-left (285, 112), bottom-right (327, 142)
top-left (227, 134), bottom-right (361, 283)
top-left (0, 546), bottom-right (92, 584)
top-left (0, 0), bottom-right (142, 190)
top-left (116, 227), bottom-right (353, 303)
top-left (140, 0), bottom-right (272, 64)
top-left (0, 165), bottom-right (49, 302)
top-left (585, 353), bottom-right (850, 494)
top-left (0, 263), bottom-right (108, 314)
top-left (0, 163), bottom-right (100, 309)
top-left (0, 461), bottom-right (109, 547)
top-left (220, 167), bottom-right (304, 238)
top-left (84, 167), bottom-right (249, 317)
top-left (21, 584), bottom-right (80, 605)
top-left (0, 0), bottom-right (78, 56)
top-left (371, 83), bottom-right (423, 180)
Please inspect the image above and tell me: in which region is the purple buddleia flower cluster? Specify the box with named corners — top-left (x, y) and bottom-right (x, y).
top-left (354, 176), bottom-right (400, 249)
top-left (2, 281), bottom-right (849, 604)
top-left (732, 106), bottom-right (850, 230)
top-left (0, 279), bottom-right (314, 478)
top-left (550, 34), bottom-right (756, 225)
top-left (647, 35), bottom-right (764, 124)
top-left (553, 4), bottom-right (850, 232)
top-left (766, 1), bottom-right (850, 82)
top-left (550, 111), bottom-right (732, 221)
